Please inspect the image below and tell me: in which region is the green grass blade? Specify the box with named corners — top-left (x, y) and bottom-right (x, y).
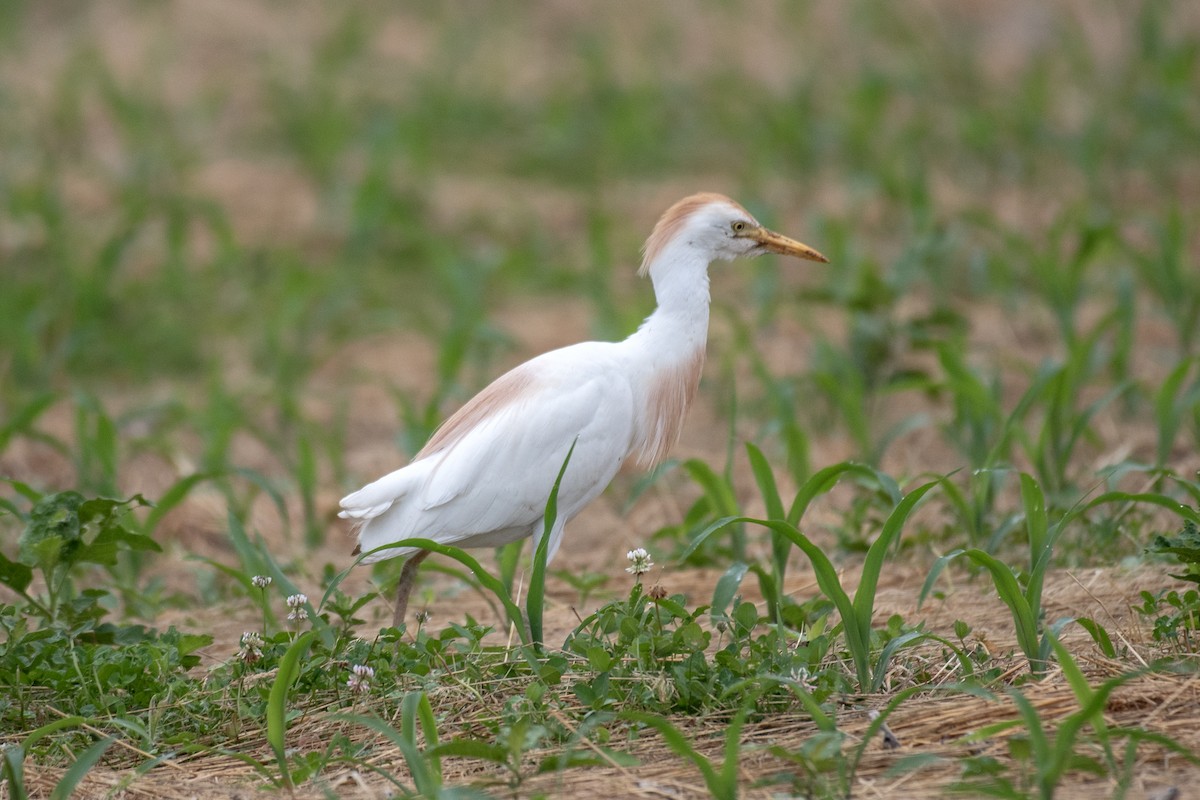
top-left (529, 440), bottom-right (576, 652)
top-left (960, 548), bottom-right (1042, 673)
top-left (1081, 491), bottom-right (1200, 525)
top-left (1047, 633), bottom-right (1112, 766)
top-left (753, 675), bottom-right (836, 731)
top-left (870, 630), bottom-right (927, 693)
top-left (983, 361), bottom-right (1060, 469)
top-left (266, 630), bottom-right (315, 791)
top-left (20, 716), bottom-right (88, 750)
top-left (849, 683), bottom-right (995, 778)
top-left (1019, 473), bottom-right (1053, 619)
top-left (620, 711), bottom-right (723, 799)
top-left (1111, 727), bottom-right (1200, 766)
top-left (141, 472), bottom-right (220, 536)
top-left (359, 538), bottom-right (529, 648)
top-left (1035, 669), bottom-right (1145, 796)
top-left (786, 461), bottom-right (899, 528)
top-left (676, 514), bottom-right (745, 564)
top-left (1008, 690), bottom-right (1052, 774)
top-left (853, 480), bottom-right (938, 652)
top-left (751, 518), bottom-right (867, 689)
top-left (1019, 473), bottom-right (1048, 568)
top-left (683, 457), bottom-right (744, 559)
top-left (49, 736), bottom-right (115, 800)
top-left (427, 739), bottom-right (510, 763)
top-left (683, 458), bottom-right (739, 517)
top-left (1, 745), bottom-right (26, 800)
top-left (1154, 357), bottom-right (1198, 465)
top-left (337, 713), bottom-right (437, 794)
top-left (401, 691), bottom-right (441, 784)
top-left (495, 539), bottom-right (523, 596)
top-left (746, 442), bottom-right (785, 520)
top-left (747, 442), bottom-right (789, 621)
top-left (1074, 617), bottom-right (1117, 658)
top-left (0, 392), bottom-right (56, 454)
top-left (718, 704), bottom-right (751, 796)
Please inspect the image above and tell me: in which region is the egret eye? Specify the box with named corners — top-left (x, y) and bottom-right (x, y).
top-left (731, 220), bottom-right (748, 233)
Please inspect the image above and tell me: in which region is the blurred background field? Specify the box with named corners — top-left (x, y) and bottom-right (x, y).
top-left (1, 1), bottom-right (1199, 797)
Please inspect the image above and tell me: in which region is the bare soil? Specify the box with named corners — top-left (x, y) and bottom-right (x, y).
top-left (5, 2), bottom-right (1198, 798)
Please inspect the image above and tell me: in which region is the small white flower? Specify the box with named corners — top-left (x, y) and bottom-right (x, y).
top-left (625, 547), bottom-right (654, 575)
top-left (347, 663), bottom-right (375, 695)
top-left (286, 594), bottom-right (309, 621)
top-left (790, 666), bottom-right (816, 693)
top-left (238, 631), bottom-right (265, 663)
top-left (251, 575), bottom-right (272, 589)
top-left (415, 609), bottom-right (431, 625)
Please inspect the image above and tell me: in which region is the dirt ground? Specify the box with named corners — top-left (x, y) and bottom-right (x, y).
top-left (5, 1), bottom-right (1200, 797)
top-left (11, 285), bottom-right (1200, 798)
top-left (20, 558), bottom-right (1200, 799)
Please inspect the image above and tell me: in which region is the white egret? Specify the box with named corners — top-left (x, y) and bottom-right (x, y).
top-left (340, 193), bottom-right (827, 626)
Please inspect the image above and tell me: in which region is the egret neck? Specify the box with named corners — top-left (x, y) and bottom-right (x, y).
top-left (625, 237), bottom-right (713, 468)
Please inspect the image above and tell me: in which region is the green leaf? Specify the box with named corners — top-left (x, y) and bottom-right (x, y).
top-left (428, 738), bottom-right (510, 763)
top-left (266, 631), bottom-right (315, 791)
top-left (871, 630), bottom-right (928, 693)
top-left (537, 747), bottom-right (639, 772)
top-left (49, 736), bottom-right (115, 800)
top-left (961, 548), bottom-right (1043, 673)
top-left (0, 392), bottom-right (57, 454)
top-left (1148, 519), bottom-right (1200, 565)
top-left (853, 481), bottom-right (938, 656)
top-left (77, 494), bottom-right (150, 527)
top-left (401, 691), bottom-right (441, 784)
top-left (1, 744), bottom-right (26, 800)
top-left (359, 537), bottom-right (530, 651)
top-left (620, 711), bottom-right (724, 799)
top-left (745, 442), bottom-right (785, 520)
top-left (529, 440), bottom-right (576, 652)
top-left (1, 478), bottom-right (43, 503)
top-left (746, 442), bottom-right (789, 620)
top-left (710, 562), bottom-right (749, 622)
top-left (1047, 633), bottom-right (1111, 754)
top-left (676, 515), bottom-right (745, 565)
top-left (586, 646), bottom-right (612, 672)
top-left (20, 716), bottom-right (89, 750)
top-left (1019, 473), bottom-right (1048, 567)
top-left (918, 548), bottom-right (965, 610)
top-left (339, 713), bottom-right (441, 793)
top-left (76, 524), bottom-right (161, 566)
top-left (0, 550), bottom-right (33, 594)
top-left (141, 472), bottom-right (220, 536)
top-left (786, 461), bottom-right (897, 528)
top-left (19, 491), bottom-right (85, 570)
top-left (921, 546), bottom-right (1045, 674)
top-left (1074, 617), bottom-right (1117, 658)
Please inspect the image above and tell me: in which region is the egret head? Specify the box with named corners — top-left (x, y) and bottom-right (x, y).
top-left (640, 193), bottom-right (828, 277)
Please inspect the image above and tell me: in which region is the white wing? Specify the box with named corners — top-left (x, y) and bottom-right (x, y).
top-left (341, 343), bottom-right (636, 563)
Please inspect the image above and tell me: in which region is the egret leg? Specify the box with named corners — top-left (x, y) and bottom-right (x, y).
top-left (393, 549), bottom-right (431, 628)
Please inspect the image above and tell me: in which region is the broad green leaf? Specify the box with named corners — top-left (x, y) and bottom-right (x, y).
top-left (19, 491), bottom-right (85, 570)
top-left (0, 550), bottom-right (33, 594)
top-left (710, 562), bottom-right (749, 622)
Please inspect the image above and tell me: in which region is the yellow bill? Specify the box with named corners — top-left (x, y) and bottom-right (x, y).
top-left (749, 227), bottom-right (829, 263)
